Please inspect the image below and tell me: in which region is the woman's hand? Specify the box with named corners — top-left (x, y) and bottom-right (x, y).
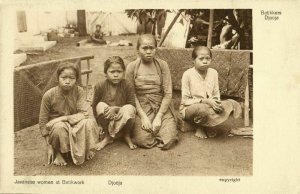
top-left (46, 116), bottom-right (67, 130)
top-left (203, 99), bottom-right (223, 113)
top-left (141, 116), bottom-right (153, 133)
top-left (104, 106), bottom-right (120, 120)
top-left (47, 145), bottom-right (54, 164)
top-left (114, 112), bottom-right (122, 121)
top-left (152, 113), bottom-right (163, 135)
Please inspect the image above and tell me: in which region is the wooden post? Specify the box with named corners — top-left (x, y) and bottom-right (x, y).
top-left (14, 55), bottom-right (94, 72)
top-left (158, 10), bottom-right (183, 47)
top-left (77, 10), bottom-right (87, 36)
top-left (207, 9), bottom-right (214, 48)
top-left (183, 17), bottom-right (191, 48)
top-left (86, 59), bottom-right (91, 100)
top-left (244, 78), bottom-right (250, 127)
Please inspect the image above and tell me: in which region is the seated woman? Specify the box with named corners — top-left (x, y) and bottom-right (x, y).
top-left (179, 46), bottom-right (242, 138)
top-left (39, 62), bottom-right (100, 166)
top-left (126, 34), bottom-right (178, 150)
top-left (91, 56), bottom-right (137, 150)
top-left (90, 24), bottom-right (107, 45)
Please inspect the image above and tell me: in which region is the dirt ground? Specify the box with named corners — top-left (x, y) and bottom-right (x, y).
top-left (14, 35), bottom-right (253, 176)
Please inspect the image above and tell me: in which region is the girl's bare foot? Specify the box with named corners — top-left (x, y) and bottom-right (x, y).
top-left (124, 134), bottom-right (137, 150)
top-left (157, 142), bottom-right (164, 148)
top-left (96, 135), bottom-right (113, 151)
top-left (86, 151), bottom-right (96, 160)
top-left (53, 151), bottom-right (67, 166)
top-left (206, 129), bottom-right (217, 138)
top-left (195, 127), bottom-right (208, 139)
top-left (128, 143), bottom-right (137, 150)
top-left (161, 139), bottom-right (178, 150)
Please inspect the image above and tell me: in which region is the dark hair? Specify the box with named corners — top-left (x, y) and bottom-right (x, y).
top-left (96, 24), bottom-right (101, 28)
top-left (136, 34), bottom-right (157, 49)
top-left (57, 62), bottom-right (80, 80)
top-left (104, 56), bottom-right (125, 74)
top-left (192, 46), bottom-right (212, 59)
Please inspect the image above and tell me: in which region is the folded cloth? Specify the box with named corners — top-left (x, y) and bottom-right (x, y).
top-left (184, 99), bottom-right (242, 128)
top-left (96, 102), bottom-right (136, 138)
top-left (229, 127), bottom-right (253, 136)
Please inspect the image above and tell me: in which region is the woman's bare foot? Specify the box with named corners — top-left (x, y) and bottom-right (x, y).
top-left (128, 143), bottom-right (137, 150)
top-left (195, 127), bottom-right (208, 139)
top-left (96, 135), bottom-right (113, 151)
top-left (86, 151), bottom-right (96, 160)
top-left (157, 142), bottom-right (164, 148)
top-left (206, 129), bottom-right (217, 138)
top-left (161, 139), bottom-right (178, 150)
top-left (124, 134), bottom-right (137, 150)
top-left (53, 151), bottom-right (67, 166)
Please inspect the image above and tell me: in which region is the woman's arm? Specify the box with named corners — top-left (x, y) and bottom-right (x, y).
top-left (66, 87), bottom-right (89, 125)
top-left (125, 80), bottom-right (136, 107)
top-left (125, 62), bottom-right (152, 130)
top-left (157, 60), bottom-right (172, 116)
top-left (212, 71), bottom-right (221, 100)
top-left (39, 92), bottom-right (51, 137)
top-left (125, 63), bottom-right (147, 118)
top-left (91, 82), bottom-right (103, 118)
top-left (39, 91), bottom-right (56, 164)
top-left (181, 71), bottom-right (202, 106)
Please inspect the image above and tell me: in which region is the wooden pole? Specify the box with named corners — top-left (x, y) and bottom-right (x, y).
top-left (86, 59), bottom-right (91, 100)
top-left (158, 10), bottom-right (183, 47)
top-left (77, 10), bottom-right (88, 36)
top-left (244, 78), bottom-right (250, 127)
top-left (207, 9), bottom-right (214, 48)
top-left (14, 55), bottom-right (94, 72)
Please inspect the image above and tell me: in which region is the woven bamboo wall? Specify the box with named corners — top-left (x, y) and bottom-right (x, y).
top-left (14, 58), bottom-right (86, 131)
top-left (157, 48), bottom-right (250, 99)
top-left (124, 48), bottom-right (251, 99)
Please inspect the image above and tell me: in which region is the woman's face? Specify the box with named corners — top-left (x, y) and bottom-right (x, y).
top-left (106, 63), bottom-right (124, 85)
top-left (138, 38), bottom-right (156, 62)
top-left (58, 68), bottom-right (77, 91)
top-left (194, 49), bottom-right (212, 72)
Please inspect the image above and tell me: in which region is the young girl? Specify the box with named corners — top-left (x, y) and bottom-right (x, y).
top-left (39, 62), bottom-right (100, 166)
top-left (126, 34), bottom-right (178, 150)
top-left (179, 46), bottom-right (241, 138)
top-left (92, 56), bottom-right (137, 150)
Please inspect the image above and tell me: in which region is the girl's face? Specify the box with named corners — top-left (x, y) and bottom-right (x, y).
top-left (194, 49), bottom-right (212, 72)
top-left (106, 63), bottom-right (124, 85)
top-left (58, 68), bottom-right (77, 91)
top-left (138, 38), bottom-right (156, 62)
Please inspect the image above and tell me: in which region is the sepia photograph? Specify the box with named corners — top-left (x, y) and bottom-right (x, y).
top-left (1, 0), bottom-right (300, 193)
top-left (13, 8), bottom-right (253, 176)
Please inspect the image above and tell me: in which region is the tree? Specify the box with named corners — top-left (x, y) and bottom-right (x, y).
top-left (125, 9), bottom-right (168, 36)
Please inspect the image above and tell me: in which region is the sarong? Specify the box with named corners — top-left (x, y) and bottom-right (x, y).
top-left (48, 119), bottom-right (100, 165)
top-left (181, 99), bottom-right (242, 132)
top-left (133, 75), bottom-right (178, 149)
top-left (96, 102), bottom-right (136, 138)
